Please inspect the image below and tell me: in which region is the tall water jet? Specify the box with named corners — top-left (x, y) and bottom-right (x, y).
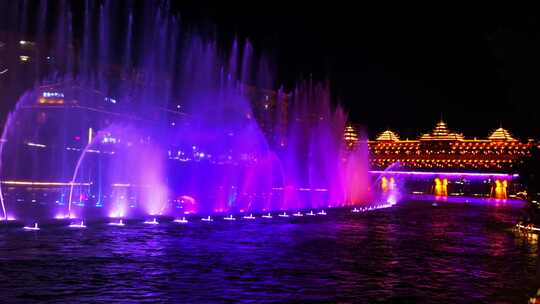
top-left (67, 131), bottom-right (105, 218)
top-left (0, 117), bottom-right (11, 220)
top-left (278, 81), bottom-right (370, 209)
top-left (0, 0), bottom-right (371, 223)
top-left (0, 91), bottom-right (58, 222)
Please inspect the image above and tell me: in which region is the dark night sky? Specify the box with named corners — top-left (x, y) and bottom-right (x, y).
top-left (172, 2), bottom-right (540, 139)
top-left (2, 2), bottom-right (539, 140)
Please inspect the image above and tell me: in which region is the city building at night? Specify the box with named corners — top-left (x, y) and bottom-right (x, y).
top-left (340, 121), bottom-right (536, 199)
top-left (344, 125), bottom-right (359, 149)
top-left (365, 120), bottom-right (535, 171)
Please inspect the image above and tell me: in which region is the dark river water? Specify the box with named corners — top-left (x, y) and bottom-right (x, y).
top-left (1, 199), bottom-right (539, 303)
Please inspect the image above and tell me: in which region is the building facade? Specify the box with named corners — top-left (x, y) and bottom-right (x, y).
top-left (340, 121), bottom-right (535, 199)
top-left (362, 120), bottom-right (535, 172)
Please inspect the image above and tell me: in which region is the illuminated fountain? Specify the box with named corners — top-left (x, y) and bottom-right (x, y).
top-left (23, 223), bottom-right (40, 231)
top-left (243, 214), bottom-right (256, 220)
top-left (68, 220), bottom-right (86, 229)
top-left (173, 217), bottom-right (188, 224)
top-left (143, 218), bottom-right (159, 225)
top-left (491, 179), bottom-right (508, 199)
top-left (0, 0), bottom-right (372, 227)
top-left (108, 219), bottom-right (125, 227)
top-left (224, 214), bottom-right (236, 221)
top-left (433, 177), bottom-right (449, 197)
top-left (201, 216), bottom-right (213, 222)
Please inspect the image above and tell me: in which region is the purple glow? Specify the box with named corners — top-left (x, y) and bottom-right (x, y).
top-left (405, 194), bottom-right (526, 206)
top-left (369, 170), bottom-right (518, 179)
top-left (0, 1), bottom-right (453, 223)
top-left (108, 209), bottom-right (125, 219)
top-left (0, 4), bottom-right (372, 221)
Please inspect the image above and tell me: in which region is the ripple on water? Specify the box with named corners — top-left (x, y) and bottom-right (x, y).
top-left (0, 201), bottom-right (538, 303)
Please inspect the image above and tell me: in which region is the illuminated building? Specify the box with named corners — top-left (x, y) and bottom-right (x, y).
top-left (367, 120), bottom-right (534, 171)
top-left (376, 130), bottom-right (400, 141)
top-left (344, 125), bottom-right (359, 148)
top-left (38, 91), bottom-right (65, 105)
top-left (2, 34), bottom-right (288, 147)
top-left (337, 120), bottom-right (535, 198)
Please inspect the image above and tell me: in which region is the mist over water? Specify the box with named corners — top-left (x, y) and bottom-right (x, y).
top-left (0, 1), bottom-right (370, 222)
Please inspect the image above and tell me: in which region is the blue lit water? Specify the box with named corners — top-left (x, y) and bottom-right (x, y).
top-left (0, 200), bottom-right (538, 303)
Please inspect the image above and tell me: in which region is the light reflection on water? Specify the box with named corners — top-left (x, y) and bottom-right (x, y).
top-left (0, 200), bottom-right (539, 303)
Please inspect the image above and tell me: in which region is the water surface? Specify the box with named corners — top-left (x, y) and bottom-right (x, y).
top-left (1, 200), bottom-right (538, 303)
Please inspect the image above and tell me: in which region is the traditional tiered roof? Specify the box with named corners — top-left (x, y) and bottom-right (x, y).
top-left (376, 130), bottom-right (400, 141)
top-left (419, 120), bottom-right (464, 141)
top-left (365, 119), bottom-right (529, 143)
top-left (364, 118), bottom-right (534, 170)
top-left (344, 125), bottom-right (359, 146)
top-left (488, 127), bottom-right (517, 141)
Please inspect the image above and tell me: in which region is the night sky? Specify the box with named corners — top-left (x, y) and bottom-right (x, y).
top-left (173, 3), bottom-right (540, 139)
top-left (2, 3), bottom-right (539, 139)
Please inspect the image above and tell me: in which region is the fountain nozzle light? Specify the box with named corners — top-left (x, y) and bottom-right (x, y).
top-left (143, 218), bottom-right (159, 225)
top-left (201, 216), bottom-right (213, 222)
top-left (69, 220), bottom-right (86, 228)
top-left (109, 219), bottom-right (125, 226)
top-left (243, 213), bottom-right (256, 220)
top-left (23, 223), bottom-right (40, 231)
top-left (224, 215), bottom-right (236, 221)
top-left (174, 217), bottom-right (189, 224)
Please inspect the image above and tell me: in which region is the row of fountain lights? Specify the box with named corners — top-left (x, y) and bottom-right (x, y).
top-left (22, 201), bottom-right (397, 231)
